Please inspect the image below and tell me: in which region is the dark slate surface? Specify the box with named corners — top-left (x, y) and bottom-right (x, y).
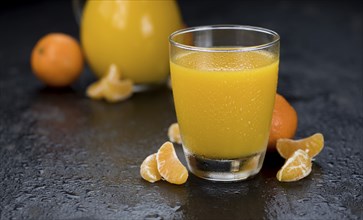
top-left (0, 1), bottom-right (362, 219)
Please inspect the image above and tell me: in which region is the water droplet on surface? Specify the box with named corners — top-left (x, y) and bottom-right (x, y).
top-left (172, 205), bottom-right (181, 212)
top-left (62, 191), bottom-right (80, 199)
top-left (297, 198), bottom-right (310, 203)
top-left (328, 179), bottom-right (339, 183)
top-left (33, 185), bottom-right (46, 190)
top-left (338, 206), bottom-right (347, 211)
top-left (298, 212), bottom-right (306, 216)
top-left (144, 213), bottom-right (162, 220)
top-left (85, 189), bottom-right (94, 195)
top-left (106, 205), bottom-right (118, 212)
top-left (76, 205), bottom-right (87, 212)
top-left (14, 204), bottom-right (24, 211)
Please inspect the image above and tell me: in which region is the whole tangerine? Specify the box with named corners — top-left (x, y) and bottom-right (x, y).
top-left (268, 93), bottom-right (298, 151)
top-left (31, 33), bottom-right (84, 87)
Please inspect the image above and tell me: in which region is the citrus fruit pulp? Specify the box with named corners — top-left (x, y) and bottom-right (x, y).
top-left (140, 153), bottom-right (161, 183)
top-left (156, 142), bottom-right (188, 185)
top-left (277, 133), bottom-right (324, 159)
top-left (277, 149), bottom-right (312, 182)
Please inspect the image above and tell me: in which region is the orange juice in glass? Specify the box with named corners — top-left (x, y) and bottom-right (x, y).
top-left (169, 25), bottom-right (280, 181)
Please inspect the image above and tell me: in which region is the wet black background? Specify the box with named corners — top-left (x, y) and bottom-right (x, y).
top-left (0, 1), bottom-right (362, 219)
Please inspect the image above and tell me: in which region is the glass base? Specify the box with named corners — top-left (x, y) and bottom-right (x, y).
top-left (183, 148), bottom-right (266, 182)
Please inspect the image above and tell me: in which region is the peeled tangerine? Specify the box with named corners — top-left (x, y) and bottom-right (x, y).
top-left (277, 133), bottom-right (324, 159)
top-left (156, 142), bottom-right (188, 185)
top-left (140, 142), bottom-right (188, 185)
top-left (168, 123), bottom-right (182, 144)
top-left (140, 153), bottom-right (161, 183)
top-left (277, 149), bottom-right (312, 182)
top-left (86, 64), bottom-right (133, 103)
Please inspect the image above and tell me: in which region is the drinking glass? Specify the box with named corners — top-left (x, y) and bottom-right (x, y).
top-left (169, 25), bottom-right (280, 181)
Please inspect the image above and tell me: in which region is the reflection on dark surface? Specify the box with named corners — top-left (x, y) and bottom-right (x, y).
top-left (184, 175), bottom-right (266, 219)
top-left (261, 151), bottom-right (285, 178)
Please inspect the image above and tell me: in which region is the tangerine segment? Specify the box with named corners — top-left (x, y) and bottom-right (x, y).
top-left (168, 123), bottom-right (182, 144)
top-left (140, 153), bottom-right (161, 183)
top-left (104, 64), bottom-right (122, 81)
top-left (86, 64), bottom-right (133, 102)
top-left (86, 80), bottom-right (104, 100)
top-left (277, 133), bottom-right (324, 159)
top-left (156, 142), bottom-right (188, 185)
top-left (277, 149), bottom-right (312, 182)
top-left (103, 79), bottom-right (133, 103)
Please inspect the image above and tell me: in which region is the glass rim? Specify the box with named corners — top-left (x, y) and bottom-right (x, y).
top-left (169, 25), bottom-right (280, 53)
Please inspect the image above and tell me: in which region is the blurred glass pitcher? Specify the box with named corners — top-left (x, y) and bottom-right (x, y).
top-left (73, 0), bottom-right (183, 89)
